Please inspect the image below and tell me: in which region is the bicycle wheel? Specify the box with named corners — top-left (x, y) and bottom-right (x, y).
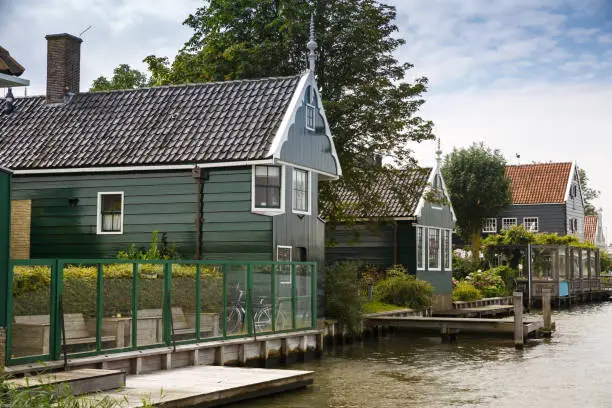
top-left (226, 307), bottom-right (243, 334)
top-left (275, 309), bottom-right (290, 331)
top-left (254, 307), bottom-right (272, 332)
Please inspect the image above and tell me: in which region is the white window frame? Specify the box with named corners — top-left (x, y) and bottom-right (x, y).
top-left (292, 168), bottom-right (311, 215)
top-left (444, 229), bottom-right (452, 271)
top-left (428, 227), bottom-right (442, 271)
top-left (305, 104), bottom-right (316, 131)
top-left (482, 218), bottom-right (497, 233)
top-left (251, 165), bottom-right (285, 216)
top-left (502, 218), bottom-right (517, 230)
top-left (96, 192), bottom-right (124, 235)
top-left (277, 245), bottom-right (293, 284)
top-left (523, 217), bottom-right (539, 232)
top-left (416, 225), bottom-right (425, 270)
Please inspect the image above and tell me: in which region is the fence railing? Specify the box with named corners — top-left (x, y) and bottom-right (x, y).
top-left (6, 259), bottom-right (317, 366)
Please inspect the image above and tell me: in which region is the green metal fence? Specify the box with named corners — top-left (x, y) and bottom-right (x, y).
top-left (5, 259), bottom-right (317, 366)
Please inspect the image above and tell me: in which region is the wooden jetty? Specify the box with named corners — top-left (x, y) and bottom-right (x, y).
top-left (5, 368), bottom-right (125, 396)
top-left (92, 365), bottom-right (313, 407)
top-left (436, 297), bottom-right (516, 318)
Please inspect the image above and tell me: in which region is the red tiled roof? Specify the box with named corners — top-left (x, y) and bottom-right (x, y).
top-left (584, 215), bottom-right (598, 244)
top-left (505, 162), bottom-right (573, 204)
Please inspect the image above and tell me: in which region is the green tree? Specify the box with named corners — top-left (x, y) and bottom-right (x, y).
top-left (90, 64), bottom-right (149, 92)
top-left (442, 143), bottom-right (511, 260)
top-left (577, 168), bottom-right (600, 216)
top-left (141, 0), bottom-right (434, 223)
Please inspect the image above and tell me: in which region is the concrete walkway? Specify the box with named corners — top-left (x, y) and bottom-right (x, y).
top-left (92, 365), bottom-right (314, 407)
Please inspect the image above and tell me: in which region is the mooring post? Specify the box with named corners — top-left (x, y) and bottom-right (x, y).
top-left (513, 291), bottom-right (524, 349)
top-left (542, 288), bottom-right (552, 336)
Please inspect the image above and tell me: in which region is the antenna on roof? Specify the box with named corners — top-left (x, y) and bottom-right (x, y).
top-left (307, 13), bottom-right (317, 73)
top-left (79, 25), bottom-right (93, 37)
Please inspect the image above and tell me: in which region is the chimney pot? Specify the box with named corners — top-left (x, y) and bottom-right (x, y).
top-left (45, 33), bottom-right (82, 104)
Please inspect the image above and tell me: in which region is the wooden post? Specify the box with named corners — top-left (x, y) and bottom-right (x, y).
top-left (542, 288), bottom-right (552, 336)
top-left (513, 291), bottom-right (523, 349)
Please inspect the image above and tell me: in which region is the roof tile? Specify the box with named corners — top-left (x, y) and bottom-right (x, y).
top-left (0, 75), bottom-right (301, 169)
top-left (584, 215), bottom-right (598, 244)
top-left (505, 162), bottom-right (572, 204)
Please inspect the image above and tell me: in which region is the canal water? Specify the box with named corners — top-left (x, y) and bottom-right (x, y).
top-left (227, 302), bottom-right (612, 407)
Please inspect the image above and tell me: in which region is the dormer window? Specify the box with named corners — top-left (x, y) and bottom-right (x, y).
top-left (305, 86), bottom-right (316, 131)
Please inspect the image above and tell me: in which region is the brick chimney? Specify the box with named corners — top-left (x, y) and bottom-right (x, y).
top-left (45, 33), bottom-right (82, 104)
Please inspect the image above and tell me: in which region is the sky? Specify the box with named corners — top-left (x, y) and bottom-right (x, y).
top-left (0, 0), bottom-right (611, 240)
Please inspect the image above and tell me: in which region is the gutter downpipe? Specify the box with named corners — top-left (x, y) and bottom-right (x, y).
top-left (192, 166), bottom-right (208, 260)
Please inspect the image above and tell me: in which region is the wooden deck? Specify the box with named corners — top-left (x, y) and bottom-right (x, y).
top-left (364, 316), bottom-right (543, 338)
top-left (92, 365), bottom-right (313, 407)
top-left (6, 368), bottom-right (125, 396)
top-left (435, 304), bottom-right (515, 318)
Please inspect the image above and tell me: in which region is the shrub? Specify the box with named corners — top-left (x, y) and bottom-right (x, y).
top-left (452, 250), bottom-right (481, 280)
top-left (466, 268), bottom-right (505, 298)
top-left (385, 264), bottom-right (407, 278)
top-left (601, 251), bottom-right (610, 273)
top-left (452, 281), bottom-right (482, 301)
top-left (374, 274), bottom-right (434, 310)
top-left (325, 262), bottom-right (362, 334)
top-left (117, 230), bottom-right (180, 260)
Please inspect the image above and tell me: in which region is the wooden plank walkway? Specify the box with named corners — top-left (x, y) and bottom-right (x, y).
top-left (5, 368), bottom-right (125, 396)
top-left (365, 316), bottom-right (543, 337)
top-left (91, 365), bottom-right (313, 407)
top-left (435, 304), bottom-right (515, 318)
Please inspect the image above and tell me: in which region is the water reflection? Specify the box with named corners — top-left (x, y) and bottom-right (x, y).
top-left (226, 302), bottom-right (612, 407)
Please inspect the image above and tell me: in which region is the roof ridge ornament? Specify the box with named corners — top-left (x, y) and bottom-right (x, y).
top-left (307, 13), bottom-right (317, 73)
top-left (435, 138), bottom-right (442, 167)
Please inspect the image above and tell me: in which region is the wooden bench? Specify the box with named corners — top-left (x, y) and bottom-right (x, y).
top-left (134, 308), bottom-right (220, 344)
top-left (12, 314), bottom-right (116, 356)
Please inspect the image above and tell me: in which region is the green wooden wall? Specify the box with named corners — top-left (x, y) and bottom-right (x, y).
top-left (11, 168), bottom-right (273, 260)
top-left (0, 169), bottom-right (11, 326)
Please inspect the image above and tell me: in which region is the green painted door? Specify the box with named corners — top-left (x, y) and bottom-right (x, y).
top-left (0, 168), bottom-right (11, 327)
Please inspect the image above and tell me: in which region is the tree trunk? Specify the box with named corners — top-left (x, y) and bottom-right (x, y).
top-left (471, 231), bottom-right (481, 264)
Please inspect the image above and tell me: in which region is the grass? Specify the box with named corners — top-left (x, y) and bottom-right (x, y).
top-left (361, 300), bottom-right (407, 314)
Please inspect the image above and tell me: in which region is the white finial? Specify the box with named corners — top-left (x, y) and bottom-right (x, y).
top-left (435, 138), bottom-right (442, 166)
top-left (307, 13), bottom-right (317, 73)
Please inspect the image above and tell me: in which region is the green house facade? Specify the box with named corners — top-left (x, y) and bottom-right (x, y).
top-left (325, 162), bottom-right (456, 311)
top-left (0, 33), bottom-right (341, 267)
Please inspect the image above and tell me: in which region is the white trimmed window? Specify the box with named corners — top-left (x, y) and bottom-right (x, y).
top-left (416, 226), bottom-right (425, 270)
top-left (443, 229), bottom-right (452, 270)
top-left (97, 192), bottom-right (124, 234)
top-left (277, 245), bottom-right (292, 284)
top-left (292, 169), bottom-right (310, 214)
top-left (254, 165), bottom-right (282, 209)
top-left (305, 86), bottom-right (316, 131)
top-left (502, 218), bottom-right (517, 230)
top-left (428, 228), bottom-right (441, 270)
top-left (482, 218), bottom-right (497, 233)
top-left (524, 217), bottom-right (539, 232)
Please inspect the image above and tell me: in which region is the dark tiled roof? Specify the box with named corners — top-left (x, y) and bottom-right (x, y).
top-left (584, 215), bottom-right (597, 244)
top-left (0, 75), bottom-right (301, 169)
top-left (505, 162), bottom-right (572, 204)
top-left (0, 46), bottom-right (25, 76)
top-left (323, 168), bottom-right (432, 218)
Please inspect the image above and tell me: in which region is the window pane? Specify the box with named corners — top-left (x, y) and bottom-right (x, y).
top-left (443, 231), bottom-right (451, 269)
top-left (428, 228), bottom-right (440, 269)
top-left (255, 186), bottom-right (268, 207)
top-left (268, 166), bottom-right (280, 182)
top-left (255, 166), bottom-right (268, 177)
top-left (268, 186), bottom-right (280, 208)
top-left (103, 194), bottom-right (121, 212)
top-left (417, 227), bottom-right (424, 269)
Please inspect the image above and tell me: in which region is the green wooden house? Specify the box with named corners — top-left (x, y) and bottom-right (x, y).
top-left (0, 32), bottom-right (341, 265)
top-left (324, 155), bottom-right (456, 311)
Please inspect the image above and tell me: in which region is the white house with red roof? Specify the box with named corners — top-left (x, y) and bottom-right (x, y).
top-left (481, 162), bottom-right (586, 242)
top-left (585, 210), bottom-right (606, 249)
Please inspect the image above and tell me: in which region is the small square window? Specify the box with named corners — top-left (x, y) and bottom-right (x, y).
top-left (97, 192), bottom-right (124, 234)
top-left (524, 217), bottom-right (539, 232)
top-left (502, 218), bottom-right (517, 230)
top-left (482, 218), bottom-right (497, 233)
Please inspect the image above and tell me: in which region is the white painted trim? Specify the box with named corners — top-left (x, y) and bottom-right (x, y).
top-left (276, 245), bottom-right (293, 284)
top-left (276, 160), bottom-right (339, 181)
top-left (11, 159), bottom-right (275, 175)
top-left (564, 161), bottom-right (576, 202)
top-left (266, 71), bottom-right (342, 176)
top-left (251, 164), bottom-right (286, 216)
top-left (523, 217), bottom-right (539, 232)
top-left (291, 168), bottom-right (312, 216)
top-left (0, 72), bottom-right (29, 87)
top-left (414, 167), bottom-right (457, 222)
top-left (96, 192), bottom-right (124, 235)
top-left (416, 225), bottom-right (425, 270)
top-left (0, 166), bottom-right (13, 174)
top-left (305, 103), bottom-right (315, 131)
top-left (427, 227), bottom-right (442, 271)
